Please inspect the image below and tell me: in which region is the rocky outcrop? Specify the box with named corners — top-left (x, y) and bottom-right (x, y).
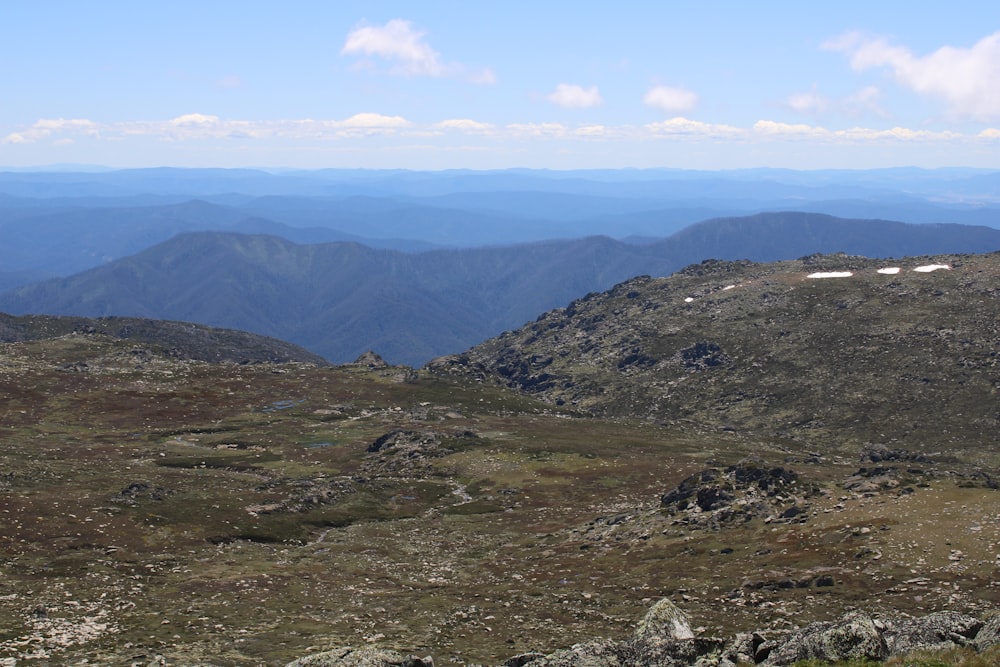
top-left (285, 601), bottom-right (1000, 667)
top-left (363, 428), bottom-right (479, 475)
top-left (659, 461), bottom-right (818, 530)
top-left (351, 351), bottom-right (390, 369)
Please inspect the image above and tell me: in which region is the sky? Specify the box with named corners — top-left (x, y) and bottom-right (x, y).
top-left (2, 1), bottom-right (1000, 170)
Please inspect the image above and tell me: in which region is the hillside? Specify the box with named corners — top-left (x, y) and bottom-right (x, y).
top-left (0, 312), bottom-right (329, 365)
top-left (431, 251), bottom-right (1000, 457)
top-left (3, 212), bottom-right (1000, 365)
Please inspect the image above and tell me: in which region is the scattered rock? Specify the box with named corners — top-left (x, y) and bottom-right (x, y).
top-left (517, 639), bottom-right (621, 667)
top-left (860, 443), bottom-right (935, 464)
top-left (284, 646), bottom-right (433, 667)
top-left (284, 602), bottom-right (1000, 667)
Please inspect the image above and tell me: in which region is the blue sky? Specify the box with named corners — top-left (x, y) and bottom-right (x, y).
top-left (2, 1), bottom-right (999, 170)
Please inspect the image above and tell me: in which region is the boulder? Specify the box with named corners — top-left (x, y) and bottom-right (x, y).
top-left (721, 631), bottom-right (770, 664)
top-left (886, 611), bottom-right (983, 655)
top-left (501, 653), bottom-right (545, 667)
top-left (764, 611), bottom-right (888, 665)
top-left (975, 613), bottom-right (1000, 650)
top-left (622, 635), bottom-right (725, 667)
top-left (633, 598), bottom-right (694, 641)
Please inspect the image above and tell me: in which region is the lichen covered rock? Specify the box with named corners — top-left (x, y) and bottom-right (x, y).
top-left (764, 610), bottom-right (887, 665)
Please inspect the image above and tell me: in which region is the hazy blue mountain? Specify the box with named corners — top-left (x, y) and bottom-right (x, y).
top-left (648, 212), bottom-right (1000, 262)
top-left (4, 212), bottom-right (1000, 365)
top-left (0, 199), bottom-right (250, 276)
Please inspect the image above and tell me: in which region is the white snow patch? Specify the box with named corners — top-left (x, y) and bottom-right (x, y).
top-left (722, 284), bottom-right (737, 291)
top-left (684, 297), bottom-right (695, 303)
top-left (913, 264), bottom-right (951, 272)
top-left (877, 267), bottom-right (901, 275)
top-left (806, 271), bottom-right (853, 279)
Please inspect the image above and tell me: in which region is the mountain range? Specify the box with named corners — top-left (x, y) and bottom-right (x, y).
top-left (3, 166), bottom-right (1000, 292)
top-left (2, 211), bottom-right (1000, 364)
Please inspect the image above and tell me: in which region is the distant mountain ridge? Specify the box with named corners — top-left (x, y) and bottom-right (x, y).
top-left (3, 211), bottom-right (1000, 365)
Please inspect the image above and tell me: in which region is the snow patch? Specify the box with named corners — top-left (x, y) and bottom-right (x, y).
top-left (722, 284), bottom-right (737, 291)
top-left (913, 264), bottom-right (951, 272)
top-left (806, 271), bottom-right (853, 279)
top-left (877, 267), bottom-right (901, 275)
top-left (684, 297), bottom-right (695, 303)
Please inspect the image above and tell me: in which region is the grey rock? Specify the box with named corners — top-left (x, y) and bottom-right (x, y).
top-left (722, 631), bottom-right (769, 664)
top-left (886, 611), bottom-right (983, 655)
top-left (764, 611), bottom-right (888, 665)
top-left (524, 639), bottom-right (621, 667)
top-left (351, 351), bottom-right (389, 369)
top-left (975, 612), bottom-right (1000, 650)
top-left (501, 653), bottom-right (545, 667)
top-left (621, 636), bottom-right (725, 667)
top-left (633, 598), bottom-right (694, 641)
top-left (284, 647), bottom-right (433, 667)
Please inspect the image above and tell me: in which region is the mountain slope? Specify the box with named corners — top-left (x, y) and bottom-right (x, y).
top-left (432, 251), bottom-right (1000, 455)
top-left (0, 232), bottom-right (681, 364)
top-left (3, 212), bottom-right (1000, 365)
top-left (0, 312), bottom-right (329, 364)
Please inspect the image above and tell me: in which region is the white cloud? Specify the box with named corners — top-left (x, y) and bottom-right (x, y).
top-left (1, 113), bottom-right (990, 151)
top-left (334, 112), bottom-right (411, 128)
top-left (825, 30), bottom-right (1000, 121)
top-left (1, 118), bottom-right (98, 144)
top-left (546, 84), bottom-right (603, 109)
top-left (342, 19), bottom-right (444, 76)
top-left (753, 119), bottom-right (959, 142)
top-left (753, 120), bottom-right (829, 138)
top-left (170, 113), bottom-right (220, 126)
top-left (434, 119), bottom-right (496, 133)
top-left (645, 117), bottom-right (742, 138)
top-left (643, 85), bottom-right (698, 113)
top-left (341, 19), bottom-right (494, 84)
top-left (786, 90), bottom-right (828, 114)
